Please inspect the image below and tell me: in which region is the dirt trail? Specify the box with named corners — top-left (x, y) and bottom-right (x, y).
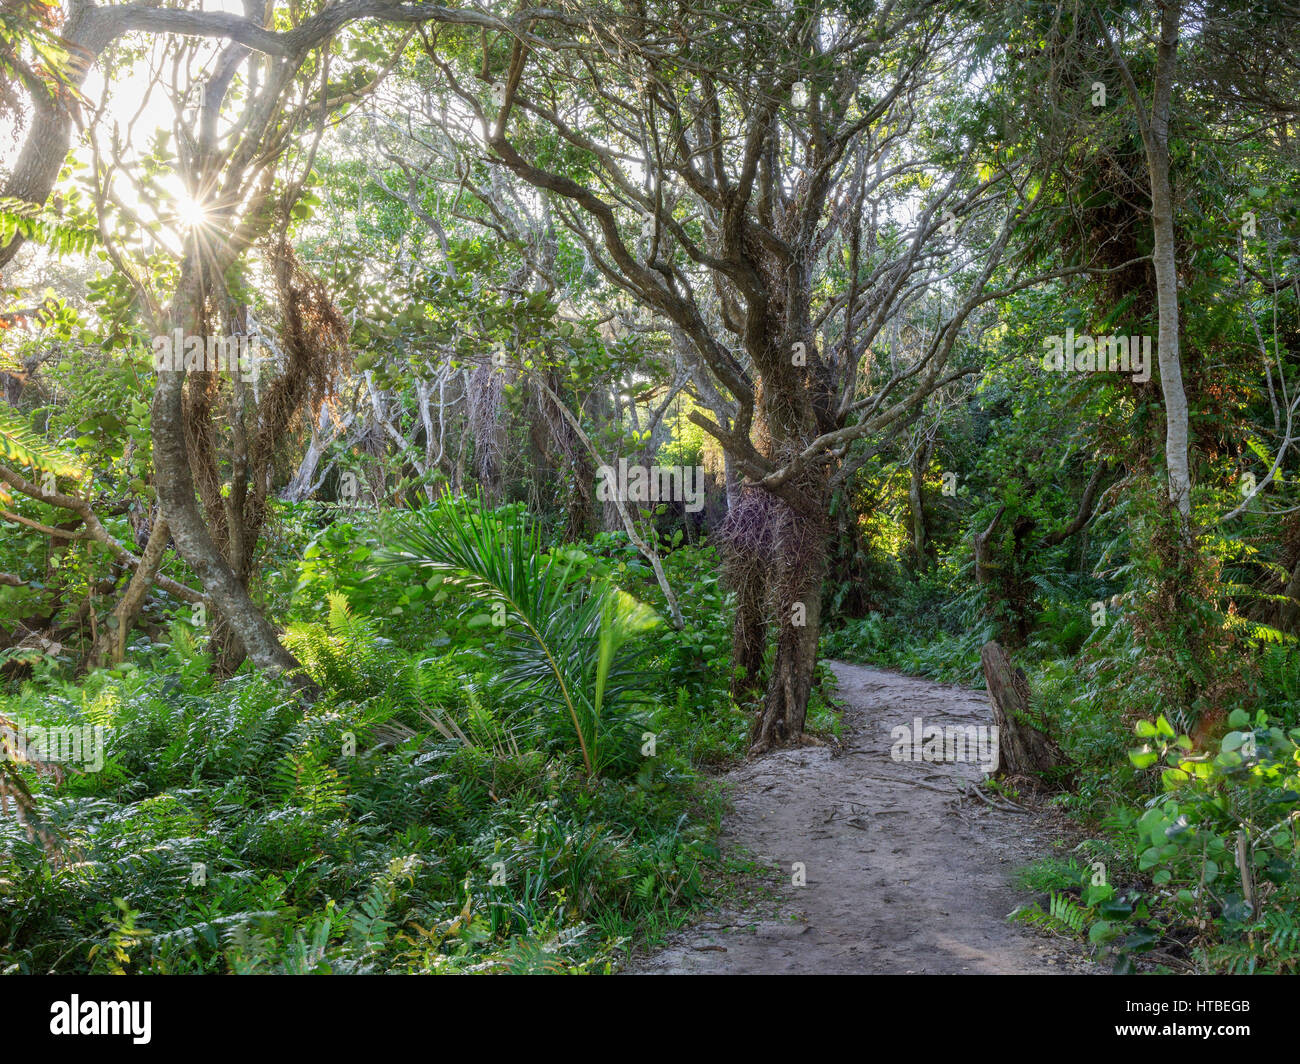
top-left (628, 662), bottom-right (1098, 974)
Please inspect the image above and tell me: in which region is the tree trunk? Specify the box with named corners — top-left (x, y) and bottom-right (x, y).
top-left (980, 641), bottom-right (1071, 788)
top-left (283, 406), bottom-right (353, 501)
top-left (750, 510), bottom-right (828, 754)
top-left (723, 450), bottom-right (740, 513)
top-left (909, 437), bottom-right (932, 564)
top-left (1279, 555), bottom-right (1300, 633)
top-left (1148, 120), bottom-right (1191, 526)
top-left (728, 561), bottom-right (768, 701)
top-left (90, 517), bottom-right (171, 668)
top-left (1123, 1), bottom-right (1191, 531)
top-left (153, 271), bottom-right (311, 689)
top-left (0, 8), bottom-right (119, 267)
top-left (973, 505), bottom-right (1005, 587)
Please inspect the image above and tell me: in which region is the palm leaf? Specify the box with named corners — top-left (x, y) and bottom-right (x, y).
top-left (374, 497), bottom-right (660, 775)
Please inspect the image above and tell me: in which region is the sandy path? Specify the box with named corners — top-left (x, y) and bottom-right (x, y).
top-left (628, 662), bottom-right (1098, 974)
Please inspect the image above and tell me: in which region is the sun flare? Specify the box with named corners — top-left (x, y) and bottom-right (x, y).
top-left (173, 190), bottom-right (210, 231)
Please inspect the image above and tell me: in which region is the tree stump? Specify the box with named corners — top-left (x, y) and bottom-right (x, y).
top-left (980, 641), bottom-right (1072, 788)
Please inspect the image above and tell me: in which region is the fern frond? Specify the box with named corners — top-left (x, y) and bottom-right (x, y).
top-left (0, 197), bottom-right (96, 256)
top-left (0, 404), bottom-right (86, 482)
top-left (1048, 890), bottom-right (1089, 933)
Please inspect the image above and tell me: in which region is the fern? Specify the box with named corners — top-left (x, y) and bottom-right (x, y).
top-left (502, 935), bottom-right (567, 974)
top-left (1009, 890), bottom-right (1092, 938)
top-left (346, 855), bottom-right (419, 961)
top-left (222, 857), bottom-right (420, 974)
top-left (1267, 910), bottom-right (1300, 957)
top-left (0, 403), bottom-right (86, 487)
top-left (0, 197), bottom-right (96, 256)
top-left (1211, 910), bottom-right (1300, 974)
top-left (272, 747), bottom-right (348, 816)
top-left (283, 592), bottom-right (396, 700)
top-left (1048, 891), bottom-right (1089, 934)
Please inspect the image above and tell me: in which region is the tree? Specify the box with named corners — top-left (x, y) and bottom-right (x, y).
top-left (0, 2), bottom-right (564, 678)
top-left (1097, 0), bottom-right (1193, 532)
top-left (405, 0), bottom-right (1094, 749)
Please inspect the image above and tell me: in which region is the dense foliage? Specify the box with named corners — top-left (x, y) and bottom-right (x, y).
top-left (0, 0), bottom-right (1296, 975)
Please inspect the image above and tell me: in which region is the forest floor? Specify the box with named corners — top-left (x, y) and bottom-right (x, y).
top-left (626, 662), bottom-right (1100, 974)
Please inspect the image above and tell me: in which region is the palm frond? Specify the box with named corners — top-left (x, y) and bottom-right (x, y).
top-left (375, 496), bottom-right (661, 775)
